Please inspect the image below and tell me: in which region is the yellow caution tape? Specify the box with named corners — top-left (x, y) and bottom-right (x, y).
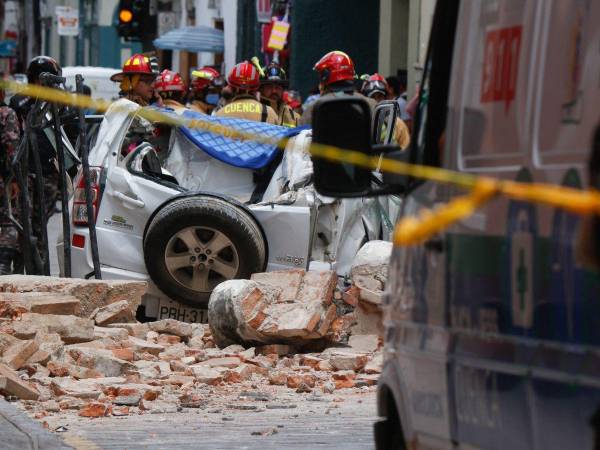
top-left (3, 80), bottom-right (600, 247)
top-left (394, 178), bottom-right (499, 245)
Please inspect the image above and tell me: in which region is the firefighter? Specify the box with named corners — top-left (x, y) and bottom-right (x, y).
top-left (188, 66), bottom-right (224, 115)
top-left (299, 51), bottom-right (376, 126)
top-left (154, 69), bottom-right (187, 110)
top-left (0, 83), bottom-right (20, 274)
top-left (362, 73), bottom-right (410, 149)
top-left (110, 54), bottom-right (160, 106)
top-left (110, 54), bottom-right (161, 155)
top-left (214, 61), bottom-right (278, 124)
top-left (283, 90), bottom-right (303, 116)
top-left (259, 62), bottom-right (298, 127)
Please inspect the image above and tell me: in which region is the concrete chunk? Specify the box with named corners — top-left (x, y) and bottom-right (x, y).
top-left (189, 365), bottom-right (224, 384)
top-left (195, 357), bottom-right (241, 369)
top-left (107, 323), bottom-right (149, 339)
top-left (251, 269), bottom-right (303, 302)
top-left (148, 319), bottom-right (192, 339)
top-left (126, 336), bottom-right (165, 355)
top-left (0, 363), bottom-right (39, 400)
top-left (93, 326), bottom-right (130, 341)
top-left (2, 339), bottom-right (38, 370)
top-left (209, 272), bottom-right (341, 348)
top-left (297, 270), bottom-right (337, 305)
top-left (12, 313), bottom-right (94, 343)
top-left (0, 292), bottom-right (80, 315)
top-left (66, 347), bottom-right (134, 377)
top-left (50, 377), bottom-right (126, 399)
top-left (0, 333), bottom-right (19, 353)
top-left (0, 275), bottom-right (145, 318)
top-left (348, 334), bottom-right (380, 353)
top-left (92, 300), bottom-right (136, 326)
top-left (350, 241), bottom-right (392, 295)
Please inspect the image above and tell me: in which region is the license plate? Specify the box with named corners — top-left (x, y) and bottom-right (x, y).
top-left (157, 299), bottom-right (208, 324)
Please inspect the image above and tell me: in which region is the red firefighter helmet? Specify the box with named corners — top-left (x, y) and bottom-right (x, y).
top-left (110, 54), bottom-right (160, 82)
top-left (283, 90), bottom-right (302, 109)
top-left (154, 70), bottom-right (186, 93)
top-left (191, 67), bottom-right (221, 91)
top-left (313, 51), bottom-right (355, 85)
top-left (362, 73), bottom-right (389, 98)
top-left (369, 73), bottom-right (386, 83)
top-left (227, 61), bottom-right (260, 91)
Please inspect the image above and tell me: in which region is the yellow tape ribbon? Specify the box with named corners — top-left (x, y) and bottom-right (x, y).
top-left (3, 80), bottom-right (599, 247)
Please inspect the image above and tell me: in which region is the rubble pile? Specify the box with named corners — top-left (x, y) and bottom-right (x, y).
top-left (0, 243), bottom-right (390, 421)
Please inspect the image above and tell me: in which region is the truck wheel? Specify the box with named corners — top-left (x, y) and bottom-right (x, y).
top-left (144, 196), bottom-right (266, 308)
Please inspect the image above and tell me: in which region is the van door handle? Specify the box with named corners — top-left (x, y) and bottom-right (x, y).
top-left (424, 238), bottom-right (444, 253)
top-left (114, 191), bottom-right (145, 208)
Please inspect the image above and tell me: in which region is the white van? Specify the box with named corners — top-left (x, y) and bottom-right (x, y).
top-left (309, 0), bottom-right (600, 449)
top-left (62, 66), bottom-right (120, 102)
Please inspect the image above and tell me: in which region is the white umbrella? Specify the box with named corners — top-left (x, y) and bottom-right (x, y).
top-left (153, 26), bottom-right (224, 53)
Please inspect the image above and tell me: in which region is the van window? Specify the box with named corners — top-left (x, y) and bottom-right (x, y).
top-left (457, 1), bottom-right (539, 170)
top-left (533, 0), bottom-right (600, 167)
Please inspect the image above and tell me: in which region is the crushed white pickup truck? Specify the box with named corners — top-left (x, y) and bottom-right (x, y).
top-left (59, 100), bottom-right (396, 320)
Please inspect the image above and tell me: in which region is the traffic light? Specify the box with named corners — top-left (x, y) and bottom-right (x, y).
top-left (117, 0), bottom-right (156, 41)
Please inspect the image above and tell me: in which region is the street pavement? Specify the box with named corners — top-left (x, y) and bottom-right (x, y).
top-left (0, 399), bottom-right (71, 449)
top-left (37, 390), bottom-right (377, 449)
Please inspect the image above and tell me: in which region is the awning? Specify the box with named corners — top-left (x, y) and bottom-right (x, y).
top-left (153, 26), bottom-right (224, 53)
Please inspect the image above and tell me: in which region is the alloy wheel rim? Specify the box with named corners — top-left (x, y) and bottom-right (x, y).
top-left (164, 226), bottom-right (239, 292)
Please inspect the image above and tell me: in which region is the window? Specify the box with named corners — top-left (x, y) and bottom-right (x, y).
top-left (457, 0), bottom-right (539, 171)
top-left (533, 0), bottom-right (600, 167)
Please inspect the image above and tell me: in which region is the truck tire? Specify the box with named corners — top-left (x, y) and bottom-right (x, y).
top-left (144, 196), bottom-right (266, 308)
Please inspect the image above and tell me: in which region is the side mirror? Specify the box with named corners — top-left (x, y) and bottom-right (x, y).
top-left (129, 143), bottom-right (163, 177)
top-left (373, 100), bottom-right (400, 145)
top-left (311, 97), bottom-right (374, 197)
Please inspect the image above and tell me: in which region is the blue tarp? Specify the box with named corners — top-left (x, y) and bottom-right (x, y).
top-left (169, 108), bottom-right (307, 170)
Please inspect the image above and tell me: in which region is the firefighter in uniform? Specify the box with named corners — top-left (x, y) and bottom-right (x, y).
top-left (110, 54), bottom-right (160, 155)
top-left (259, 62), bottom-right (299, 127)
top-left (110, 54), bottom-right (160, 107)
top-left (362, 73), bottom-right (411, 149)
top-left (300, 51), bottom-right (376, 127)
top-left (188, 67), bottom-right (224, 115)
top-left (154, 70), bottom-right (187, 110)
top-left (0, 85), bottom-right (21, 274)
top-left (283, 90), bottom-right (303, 116)
top-left (215, 61), bottom-right (279, 124)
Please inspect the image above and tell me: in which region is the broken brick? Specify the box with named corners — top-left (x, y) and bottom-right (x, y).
top-left (251, 269), bottom-right (303, 302)
top-left (111, 348), bottom-right (134, 362)
top-left (2, 339), bottom-right (39, 370)
top-left (286, 374), bottom-right (316, 389)
top-left (79, 402), bottom-right (111, 418)
top-left (148, 319), bottom-right (192, 339)
top-left (92, 300), bottom-right (135, 327)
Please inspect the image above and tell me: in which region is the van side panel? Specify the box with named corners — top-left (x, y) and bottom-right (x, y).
top-left (445, 1), bottom-right (600, 449)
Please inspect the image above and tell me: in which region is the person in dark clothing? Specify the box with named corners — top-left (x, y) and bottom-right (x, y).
top-left (0, 80), bottom-right (21, 274)
top-left (9, 56), bottom-right (63, 263)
